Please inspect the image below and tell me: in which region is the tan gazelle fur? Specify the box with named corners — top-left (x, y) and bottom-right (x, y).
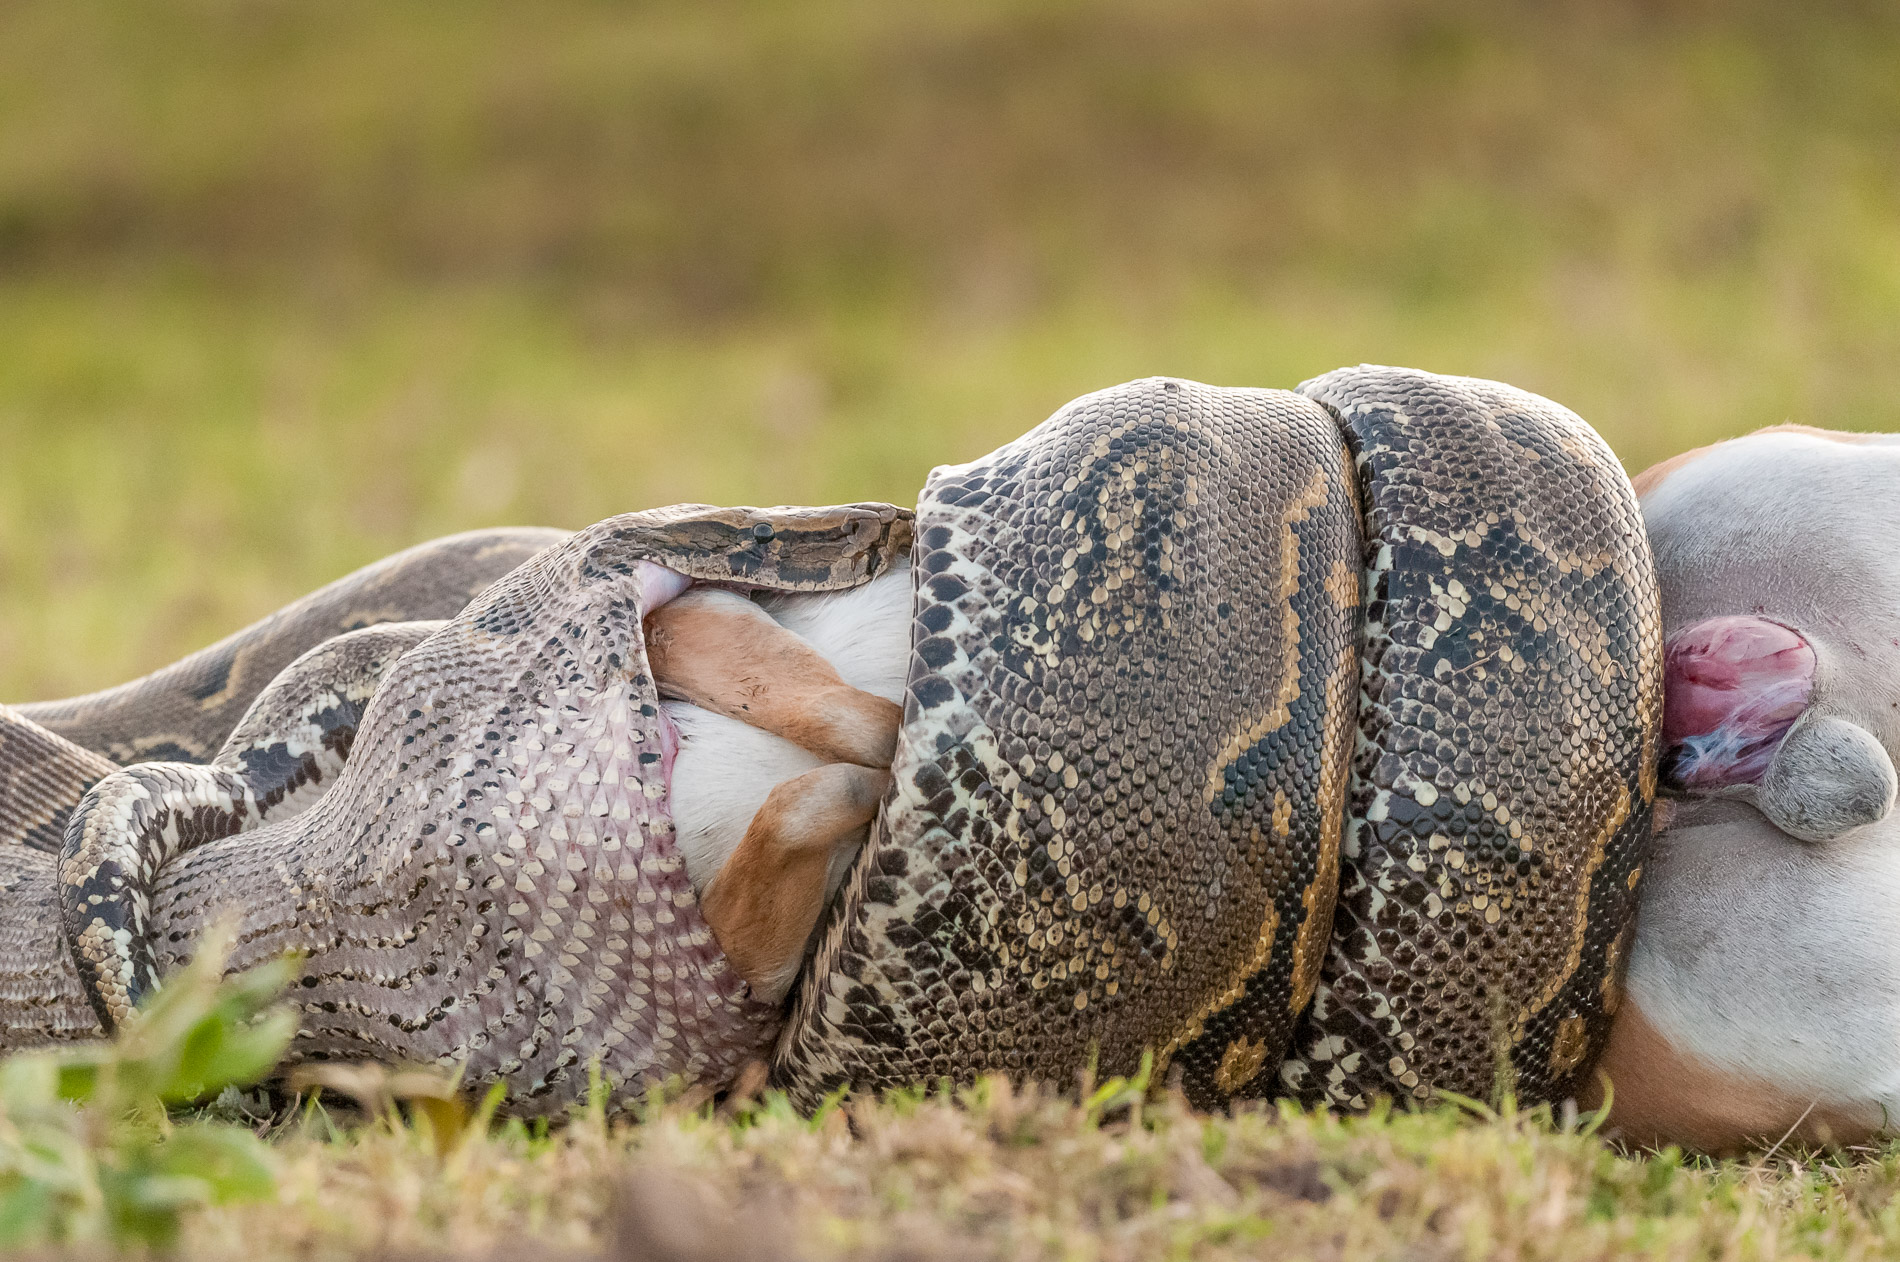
top-left (650, 565), bottom-right (912, 1001)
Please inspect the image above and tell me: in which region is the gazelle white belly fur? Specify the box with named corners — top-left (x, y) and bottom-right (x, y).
top-left (1591, 428), bottom-right (1900, 1150)
top-left (665, 562), bottom-right (913, 898)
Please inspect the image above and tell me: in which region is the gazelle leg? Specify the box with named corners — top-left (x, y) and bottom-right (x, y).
top-left (646, 588), bottom-right (901, 767)
top-left (700, 762), bottom-right (889, 1002)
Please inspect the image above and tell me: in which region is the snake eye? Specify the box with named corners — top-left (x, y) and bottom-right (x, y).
top-left (752, 523), bottom-right (776, 541)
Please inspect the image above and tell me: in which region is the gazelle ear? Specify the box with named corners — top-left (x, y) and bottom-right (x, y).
top-left (1756, 714), bottom-right (1897, 842)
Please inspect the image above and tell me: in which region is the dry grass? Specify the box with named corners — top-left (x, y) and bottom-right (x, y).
top-left (167, 1084), bottom-right (1900, 1262)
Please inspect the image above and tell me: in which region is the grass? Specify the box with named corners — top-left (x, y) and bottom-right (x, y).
top-left (18, 958), bottom-right (1900, 1261)
top-left (6, 0), bottom-right (1900, 702)
top-left (166, 1084), bottom-right (1900, 1261)
top-left (5, 0), bottom-right (1900, 1255)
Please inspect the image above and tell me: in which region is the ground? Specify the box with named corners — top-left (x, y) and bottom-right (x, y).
top-left (3, 1), bottom-right (1900, 1256)
top-left (177, 1085), bottom-right (1900, 1261)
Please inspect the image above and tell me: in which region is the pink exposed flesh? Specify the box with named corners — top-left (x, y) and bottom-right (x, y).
top-left (656, 703), bottom-right (681, 786)
top-left (1663, 615), bottom-right (1815, 789)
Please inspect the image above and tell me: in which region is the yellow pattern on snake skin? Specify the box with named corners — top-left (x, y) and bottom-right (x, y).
top-left (777, 369), bottom-right (1658, 1111)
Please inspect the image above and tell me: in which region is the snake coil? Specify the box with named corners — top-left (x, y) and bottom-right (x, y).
top-left (775, 367), bottom-right (1660, 1109)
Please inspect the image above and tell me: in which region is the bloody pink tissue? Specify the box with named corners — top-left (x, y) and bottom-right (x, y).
top-left (1662, 615), bottom-right (1815, 789)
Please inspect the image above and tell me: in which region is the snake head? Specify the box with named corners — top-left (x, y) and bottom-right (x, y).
top-left (1662, 614), bottom-right (1896, 841)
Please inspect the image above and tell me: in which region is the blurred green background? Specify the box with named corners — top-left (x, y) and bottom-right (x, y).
top-left (3, 0), bottom-right (1897, 701)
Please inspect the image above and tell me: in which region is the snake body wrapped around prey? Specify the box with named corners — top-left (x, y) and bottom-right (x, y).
top-left (775, 368), bottom-right (1661, 1109)
top-left (34, 505), bottom-right (912, 1109)
top-left (0, 366), bottom-right (1660, 1113)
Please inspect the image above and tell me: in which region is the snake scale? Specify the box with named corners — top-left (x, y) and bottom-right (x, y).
top-left (0, 366), bottom-right (1660, 1114)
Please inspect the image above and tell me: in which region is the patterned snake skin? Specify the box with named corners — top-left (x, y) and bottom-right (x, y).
top-left (1279, 368), bottom-right (1660, 1109)
top-left (0, 367), bottom-right (1659, 1114)
top-left (0, 529), bottom-right (562, 862)
top-left (0, 530), bottom-right (562, 1049)
top-left (58, 622), bottom-right (444, 1027)
top-left (42, 504), bottom-right (912, 1109)
top-left (16, 528), bottom-right (566, 766)
top-left (773, 378), bottom-right (1365, 1106)
top-left (774, 369), bottom-right (1660, 1110)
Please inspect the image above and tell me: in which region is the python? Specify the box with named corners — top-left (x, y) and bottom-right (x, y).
top-left (0, 369), bottom-right (1660, 1120)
